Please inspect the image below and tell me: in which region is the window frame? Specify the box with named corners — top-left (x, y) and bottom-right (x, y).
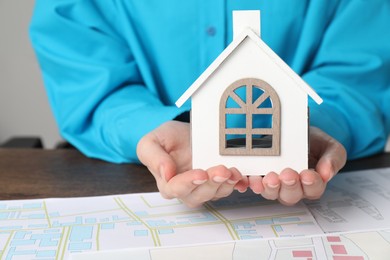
top-left (219, 78), bottom-right (281, 156)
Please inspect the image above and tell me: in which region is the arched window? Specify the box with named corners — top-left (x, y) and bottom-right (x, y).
top-left (219, 78), bottom-right (280, 156)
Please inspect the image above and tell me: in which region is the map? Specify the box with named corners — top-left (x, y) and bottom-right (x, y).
top-left (73, 229), bottom-right (390, 260)
top-left (1, 167), bottom-right (390, 259)
top-left (0, 192), bottom-right (320, 259)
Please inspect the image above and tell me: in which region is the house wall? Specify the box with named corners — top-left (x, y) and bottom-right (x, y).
top-left (191, 37), bottom-right (309, 175)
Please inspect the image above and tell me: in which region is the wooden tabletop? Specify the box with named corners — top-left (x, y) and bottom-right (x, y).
top-left (0, 149), bottom-right (389, 200)
top-left (0, 149), bottom-right (157, 200)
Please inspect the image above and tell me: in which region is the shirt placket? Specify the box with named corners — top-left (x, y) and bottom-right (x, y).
top-left (198, 0), bottom-right (226, 71)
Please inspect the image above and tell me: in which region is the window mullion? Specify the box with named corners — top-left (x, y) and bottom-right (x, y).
top-left (246, 84), bottom-right (253, 151)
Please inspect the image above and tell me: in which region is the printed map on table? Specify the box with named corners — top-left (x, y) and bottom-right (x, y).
top-left (0, 192), bottom-right (320, 260)
top-left (2, 167), bottom-right (390, 260)
top-left (73, 229), bottom-right (390, 260)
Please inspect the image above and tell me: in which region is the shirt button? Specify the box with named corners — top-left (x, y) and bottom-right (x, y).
top-left (206, 26), bottom-right (216, 36)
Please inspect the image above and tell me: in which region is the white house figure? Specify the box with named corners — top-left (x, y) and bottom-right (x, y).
top-left (176, 10), bottom-right (323, 175)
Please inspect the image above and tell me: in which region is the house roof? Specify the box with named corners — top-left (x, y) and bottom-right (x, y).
top-left (175, 28), bottom-right (323, 107)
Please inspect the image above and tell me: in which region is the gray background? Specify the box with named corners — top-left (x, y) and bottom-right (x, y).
top-left (0, 0), bottom-right (61, 148)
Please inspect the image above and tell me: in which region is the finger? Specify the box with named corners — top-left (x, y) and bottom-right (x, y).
top-left (261, 172), bottom-right (280, 200)
top-left (212, 183), bottom-right (236, 200)
top-left (181, 165), bottom-right (232, 207)
top-left (162, 169), bottom-right (208, 200)
top-left (300, 169), bottom-right (326, 200)
top-left (248, 176), bottom-right (264, 194)
top-left (213, 167), bottom-right (243, 200)
top-left (316, 140), bottom-right (347, 183)
top-left (136, 133), bottom-right (176, 181)
top-left (310, 127), bottom-right (347, 183)
top-left (278, 168), bottom-right (302, 206)
top-left (235, 175), bottom-right (249, 193)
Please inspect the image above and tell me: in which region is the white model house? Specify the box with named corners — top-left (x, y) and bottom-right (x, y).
top-left (176, 11), bottom-right (322, 175)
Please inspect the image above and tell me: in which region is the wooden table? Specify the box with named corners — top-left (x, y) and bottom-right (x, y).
top-left (0, 149), bottom-right (157, 200)
top-left (0, 149), bottom-right (389, 200)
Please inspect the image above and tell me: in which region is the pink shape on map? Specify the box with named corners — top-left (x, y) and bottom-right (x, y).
top-left (327, 236), bottom-right (341, 242)
top-left (331, 245), bottom-right (347, 254)
top-left (292, 250), bottom-right (313, 257)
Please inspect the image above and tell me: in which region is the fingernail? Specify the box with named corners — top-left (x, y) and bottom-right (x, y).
top-left (266, 183), bottom-right (279, 189)
top-left (282, 179), bottom-right (296, 186)
top-left (213, 176), bottom-right (229, 183)
top-left (253, 189), bottom-right (262, 195)
top-left (227, 179), bottom-right (238, 185)
top-left (193, 179), bottom-right (207, 185)
top-left (237, 188), bottom-right (247, 193)
top-left (302, 180), bottom-right (314, 186)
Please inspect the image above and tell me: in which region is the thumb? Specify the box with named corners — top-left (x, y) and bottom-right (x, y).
top-left (316, 140), bottom-right (347, 183)
top-left (137, 133), bottom-right (177, 182)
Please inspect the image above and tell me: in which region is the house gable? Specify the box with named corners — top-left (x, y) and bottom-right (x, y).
top-left (176, 28), bottom-right (322, 108)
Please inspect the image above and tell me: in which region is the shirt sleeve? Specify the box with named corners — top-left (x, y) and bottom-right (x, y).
top-left (29, 1), bottom-right (188, 163)
top-left (305, 0), bottom-right (390, 159)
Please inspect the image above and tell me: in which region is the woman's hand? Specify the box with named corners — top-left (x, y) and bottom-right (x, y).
top-left (249, 127), bottom-right (347, 205)
top-left (137, 121), bottom-right (248, 208)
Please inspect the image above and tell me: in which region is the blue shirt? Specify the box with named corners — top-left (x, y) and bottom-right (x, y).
top-left (30, 0), bottom-right (390, 163)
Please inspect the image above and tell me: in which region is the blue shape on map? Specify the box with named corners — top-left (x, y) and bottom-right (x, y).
top-left (237, 230), bottom-right (257, 235)
top-left (36, 250), bottom-right (56, 257)
top-left (85, 218), bottom-right (97, 224)
top-left (274, 217), bottom-right (300, 223)
top-left (274, 225), bottom-right (283, 232)
top-left (255, 219), bottom-right (273, 225)
top-left (23, 203), bottom-right (42, 209)
top-left (10, 240), bottom-right (36, 246)
top-left (134, 230), bottom-right (148, 236)
top-left (14, 231), bottom-right (32, 239)
top-left (101, 223), bottom-right (115, 229)
top-left (158, 229), bottom-right (174, 235)
top-left (26, 214), bottom-right (46, 219)
top-left (69, 226), bottom-right (93, 242)
top-left (0, 212), bottom-right (10, 220)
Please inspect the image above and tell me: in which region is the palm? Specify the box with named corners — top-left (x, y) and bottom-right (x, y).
top-left (137, 120), bottom-right (246, 207)
top-left (154, 121), bottom-right (192, 173)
